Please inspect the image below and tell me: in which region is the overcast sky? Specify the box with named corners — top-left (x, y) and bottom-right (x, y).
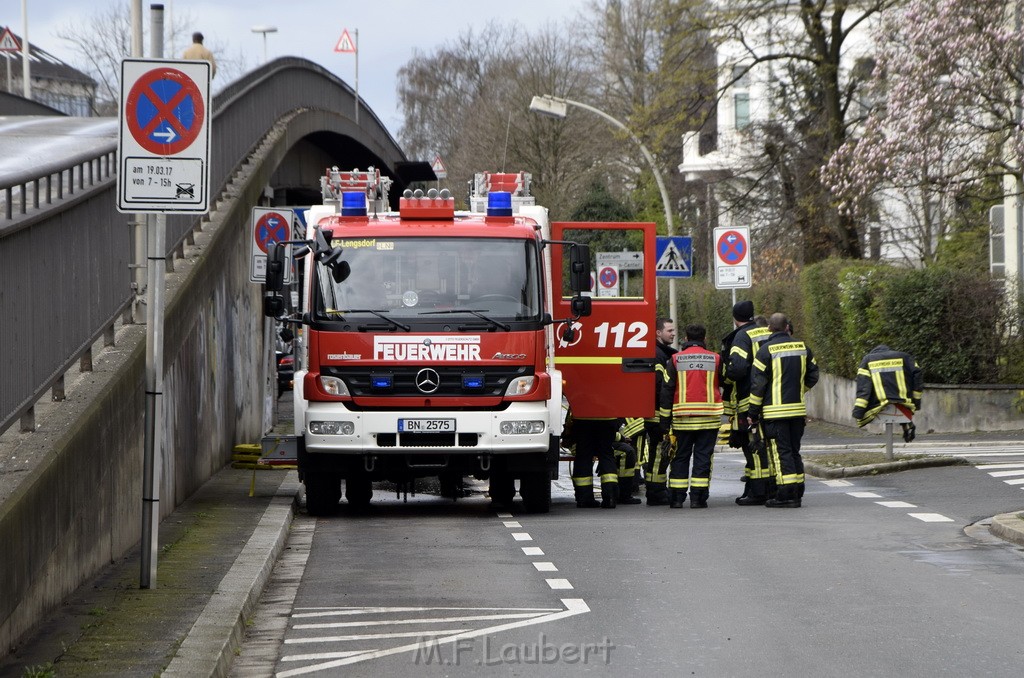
top-left (14, 0), bottom-right (589, 137)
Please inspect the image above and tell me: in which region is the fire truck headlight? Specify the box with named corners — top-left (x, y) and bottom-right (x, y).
top-left (504, 376), bottom-right (535, 396)
top-left (320, 376), bottom-right (349, 396)
top-left (309, 420), bottom-right (355, 436)
top-left (500, 420), bottom-right (546, 435)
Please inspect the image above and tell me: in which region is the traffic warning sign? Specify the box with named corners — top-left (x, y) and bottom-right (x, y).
top-left (335, 29), bottom-right (356, 53)
top-left (0, 28), bottom-right (20, 52)
top-left (654, 236), bottom-right (692, 278)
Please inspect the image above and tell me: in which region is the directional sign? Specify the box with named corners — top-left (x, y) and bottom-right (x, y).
top-left (118, 58), bottom-right (211, 214)
top-left (713, 226), bottom-right (752, 289)
top-left (251, 207), bottom-right (296, 283)
top-left (596, 251), bottom-right (644, 271)
top-left (654, 236), bottom-right (692, 278)
top-left (0, 28), bottom-right (20, 52)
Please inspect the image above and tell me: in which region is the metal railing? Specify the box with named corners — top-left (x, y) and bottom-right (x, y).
top-left (0, 57), bottom-right (406, 436)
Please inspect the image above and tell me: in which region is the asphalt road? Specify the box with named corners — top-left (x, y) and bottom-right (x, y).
top-left (233, 446), bottom-right (1024, 677)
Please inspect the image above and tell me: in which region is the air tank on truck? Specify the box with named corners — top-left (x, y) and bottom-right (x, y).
top-left (263, 167), bottom-right (657, 515)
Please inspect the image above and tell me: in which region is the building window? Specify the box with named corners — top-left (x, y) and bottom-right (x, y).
top-left (734, 92), bottom-right (750, 130)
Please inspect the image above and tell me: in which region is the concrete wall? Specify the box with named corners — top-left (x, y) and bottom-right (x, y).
top-left (806, 371), bottom-right (1024, 433)
top-left (0, 132), bottom-right (282, 657)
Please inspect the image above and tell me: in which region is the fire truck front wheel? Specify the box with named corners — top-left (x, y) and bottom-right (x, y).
top-left (520, 471), bottom-right (552, 514)
top-left (305, 473), bottom-right (341, 516)
top-left (345, 475), bottom-right (373, 508)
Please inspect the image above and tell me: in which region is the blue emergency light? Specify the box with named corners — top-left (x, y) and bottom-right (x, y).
top-left (341, 191), bottom-right (367, 216)
top-left (370, 373), bottom-right (393, 389)
top-left (487, 191), bottom-right (513, 217)
top-left (462, 374), bottom-right (485, 390)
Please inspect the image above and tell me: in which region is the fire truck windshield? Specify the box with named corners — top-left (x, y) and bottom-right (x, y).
top-left (316, 237), bottom-right (542, 320)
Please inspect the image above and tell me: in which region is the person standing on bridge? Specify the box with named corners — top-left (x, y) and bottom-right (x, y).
top-left (747, 313), bottom-right (818, 508)
top-left (182, 32), bottom-right (217, 79)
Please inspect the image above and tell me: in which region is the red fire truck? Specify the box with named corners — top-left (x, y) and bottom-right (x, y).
top-left (264, 169), bottom-right (656, 514)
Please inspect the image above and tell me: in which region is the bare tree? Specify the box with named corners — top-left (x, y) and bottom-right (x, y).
top-left (56, 2), bottom-right (241, 114)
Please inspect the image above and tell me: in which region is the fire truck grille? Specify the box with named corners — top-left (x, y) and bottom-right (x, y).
top-left (324, 366), bottom-right (533, 397)
top-left (376, 433), bottom-right (479, 448)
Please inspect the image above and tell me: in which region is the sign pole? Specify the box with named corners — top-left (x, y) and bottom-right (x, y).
top-left (141, 3), bottom-right (166, 589)
top-left (20, 0), bottom-right (29, 98)
top-left (354, 28), bottom-right (359, 125)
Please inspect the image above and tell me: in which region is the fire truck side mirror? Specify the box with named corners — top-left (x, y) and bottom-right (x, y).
top-left (263, 294), bottom-right (285, 317)
top-left (570, 296), bottom-right (592, 318)
top-left (266, 242), bottom-right (285, 292)
top-left (568, 244), bottom-right (591, 293)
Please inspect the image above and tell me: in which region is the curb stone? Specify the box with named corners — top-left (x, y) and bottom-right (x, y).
top-left (989, 511), bottom-right (1024, 548)
top-left (804, 456), bottom-right (967, 479)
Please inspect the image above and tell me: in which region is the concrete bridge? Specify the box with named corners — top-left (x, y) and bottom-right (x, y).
top-left (0, 57), bottom-right (432, 656)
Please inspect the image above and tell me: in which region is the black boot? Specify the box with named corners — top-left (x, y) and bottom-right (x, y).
top-left (601, 481), bottom-right (617, 509)
top-left (765, 485), bottom-right (801, 508)
top-left (618, 476), bottom-right (642, 504)
top-left (690, 489), bottom-right (708, 509)
top-left (669, 490), bottom-right (686, 509)
top-left (574, 484), bottom-right (600, 508)
top-left (646, 482), bottom-right (669, 506)
top-left (736, 479), bottom-right (767, 506)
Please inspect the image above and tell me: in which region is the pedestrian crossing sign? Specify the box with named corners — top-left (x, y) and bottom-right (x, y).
top-left (655, 236), bottom-right (692, 278)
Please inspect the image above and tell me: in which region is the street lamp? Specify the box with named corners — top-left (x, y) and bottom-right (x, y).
top-left (529, 94), bottom-right (678, 331)
top-left (251, 25), bottom-right (277, 64)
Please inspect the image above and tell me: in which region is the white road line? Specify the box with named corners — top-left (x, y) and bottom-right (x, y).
top-left (976, 463), bottom-right (1024, 470)
top-left (987, 471), bottom-right (1024, 481)
top-left (503, 521), bottom-right (522, 528)
top-left (908, 513), bottom-right (955, 523)
top-left (293, 605), bottom-right (558, 618)
top-left (522, 546), bottom-right (544, 556)
top-left (511, 532), bottom-right (532, 541)
top-left (1003, 478), bottom-right (1024, 485)
top-left (847, 491), bottom-right (882, 498)
top-left (276, 599), bottom-right (591, 676)
top-left (875, 501), bottom-right (917, 508)
top-left (821, 479), bottom-right (854, 487)
top-left (295, 612), bottom-right (548, 630)
top-left (285, 629), bottom-right (465, 644)
top-left (938, 451), bottom-right (1024, 457)
top-left (533, 562), bottom-right (558, 572)
top-left (281, 651), bottom-right (375, 662)
top-left (496, 512), bottom-right (514, 518)
top-left (546, 579), bottom-right (573, 590)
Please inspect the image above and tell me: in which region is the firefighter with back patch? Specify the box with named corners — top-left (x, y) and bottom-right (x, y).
top-left (747, 313), bottom-right (819, 508)
top-left (660, 324), bottom-right (723, 508)
top-left (852, 345), bottom-right (923, 442)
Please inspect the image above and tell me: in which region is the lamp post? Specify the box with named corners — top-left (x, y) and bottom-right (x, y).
top-left (251, 25), bottom-right (277, 64)
top-left (529, 94), bottom-right (678, 330)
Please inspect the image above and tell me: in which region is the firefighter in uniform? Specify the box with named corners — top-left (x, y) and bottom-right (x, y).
top-left (747, 313), bottom-right (818, 508)
top-left (852, 345), bottom-right (923, 441)
top-left (569, 414), bottom-right (621, 509)
top-left (644, 318), bottom-right (678, 506)
top-left (721, 301), bottom-right (773, 505)
top-left (660, 324), bottom-right (723, 508)
top-left (616, 419), bottom-right (644, 504)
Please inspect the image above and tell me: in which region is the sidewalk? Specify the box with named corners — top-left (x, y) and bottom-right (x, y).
top-left (0, 468), bottom-right (300, 678)
top-left (0, 420), bottom-right (1021, 677)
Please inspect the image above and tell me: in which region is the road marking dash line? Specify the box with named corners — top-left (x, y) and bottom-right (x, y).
top-left (533, 561), bottom-right (558, 572)
top-left (908, 512), bottom-right (955, 523)
top-left (511, 532), bottom-right (532, 541)
top-left (875, 501), bottom-right (917, 508)
top-left (847, 491), bottom-right (882, 498)
top-left (522, 546), bottom-right (544, 556)
top-left (546, 578), bottom-right (573, 590)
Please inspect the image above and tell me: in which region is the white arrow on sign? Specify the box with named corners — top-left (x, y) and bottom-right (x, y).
top-left (153, 127), bottom-right (178, 142)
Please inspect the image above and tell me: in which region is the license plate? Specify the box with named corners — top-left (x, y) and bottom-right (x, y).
top-left (399, 418), bottom-right (455, 432)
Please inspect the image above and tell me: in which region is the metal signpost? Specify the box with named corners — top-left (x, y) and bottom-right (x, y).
top-left (117, 54), bottom-right (211, 589)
